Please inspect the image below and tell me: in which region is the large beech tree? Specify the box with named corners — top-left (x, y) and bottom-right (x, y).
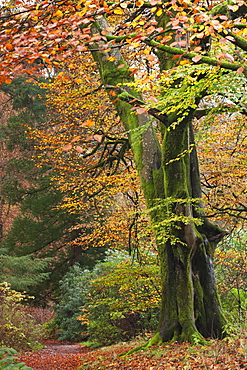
top-left (0, 0), bottom-right (246, 343)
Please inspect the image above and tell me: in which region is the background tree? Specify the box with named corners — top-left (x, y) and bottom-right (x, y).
top-left (29, 57), bottom-right (150, 256)
top-left (0, 0), bottom-right (246, 343)
top-left (0, 77), bottom-right (106, 302)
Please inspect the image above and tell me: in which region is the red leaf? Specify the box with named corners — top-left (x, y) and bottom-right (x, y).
top-left (93, 134), bottom-right (103, 142)
top-left (135, 107), bottom-right (147, 115)
top-left (172, 54), bottom-right (184, 59)
top-left (237, 66), bottom-right (245, 74)
top-left (224, 53), bottom-right (234, 62)
top-left (192, 55), bottom-right (202, 63)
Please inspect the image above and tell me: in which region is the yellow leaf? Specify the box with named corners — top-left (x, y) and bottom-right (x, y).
top-left (114, 7), bottom-right (123, 14)
top-left (180, 60), bottom-right (190, 65)
top-left (156, 8), bottom-right (162, 16)
top-left (106, 56), bottom-right (117, 62)
top-left (54, 10), bottom-right (63, 17)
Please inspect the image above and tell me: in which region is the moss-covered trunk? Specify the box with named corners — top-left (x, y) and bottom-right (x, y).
top-left (151, 114), bottom-right (226, 343)
top-left (90, 17), bottom-right (226, 343)
top-left (157, 238), bottom-right (226, 343)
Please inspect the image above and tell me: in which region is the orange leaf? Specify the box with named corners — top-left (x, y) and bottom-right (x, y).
top-left (146, 54), bottom-right (155, 62)
top-left (75, 145), bottom-right (83, 154)
top-left (85, 135), bottom-right (94, 141)
top-left (1, 77), bottom-right (12, 84)
top-left (62, 143), bottom-right (73, 152)
top-left (136, 0), bottom-right (144, 6)
top-left (172, 54), bottom-right (184, 59)
top-left (109, 90), bottom-right (117, 96)
top-left (6, 43), bottom-right (14, 50)
top-left (71, 135), bottom-right (81, 143)
top-left (81, 120), bottom-right (95, 127)
top-left (106, 56), bottom-right (117, 62)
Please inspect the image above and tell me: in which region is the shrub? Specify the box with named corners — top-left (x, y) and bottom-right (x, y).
top-left (81, 253), bottom-right (160, 346)
top-left (76, 250), bottom-right (160, 346)
top-left (215, 231), bottom-right (247, 323)
top-left (53, 264), bottom-right (93, 342)
top-left (0, 347), bottom-right (33, 370)
top-left (0, 283), bottom-right (44, 351)
top-left (54, 250), bottom-right (161, 346)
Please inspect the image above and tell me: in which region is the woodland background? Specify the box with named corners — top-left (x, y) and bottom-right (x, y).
top-left (0, 0), bottom-right (247, 368)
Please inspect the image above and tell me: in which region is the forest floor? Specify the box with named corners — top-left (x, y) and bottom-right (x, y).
top-left (18, 338), bottom-right (247, 370)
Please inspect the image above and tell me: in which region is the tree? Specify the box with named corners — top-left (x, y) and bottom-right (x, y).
top-left (0, 77), bottom-right (106, 301)
top-left (28, 57), bottom-right (148, 256)
top-left (0, 78), bottom-right (51, 292)
top-left (0, 0), bottom-right (246, 343)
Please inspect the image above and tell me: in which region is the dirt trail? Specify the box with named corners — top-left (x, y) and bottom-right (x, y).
top-left (19, 341), bottom-right (91, 370)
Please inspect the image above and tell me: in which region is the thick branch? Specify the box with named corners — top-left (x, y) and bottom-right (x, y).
top-left (145, 40), bottom-right (247, 76)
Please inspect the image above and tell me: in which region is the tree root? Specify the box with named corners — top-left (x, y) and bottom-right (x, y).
top-left (119, 333), bottom-right (163, 357)
top-left (119, 331), bottom-right (208, 357)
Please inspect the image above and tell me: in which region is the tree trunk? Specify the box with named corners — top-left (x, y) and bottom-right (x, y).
top-left (91, 17), bottom-right (227, 343)
top-left (153, 114), bottom-right (226, 343)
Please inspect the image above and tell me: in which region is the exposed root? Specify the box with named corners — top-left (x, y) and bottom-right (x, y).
top-left (119, 330), bottom-right (208, 357)
top-left (119, 333), bottom-right (163, 357)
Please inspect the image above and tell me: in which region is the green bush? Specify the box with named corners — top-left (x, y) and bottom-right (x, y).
top-left (215, 231), bottom-right (247, 323)
top-left (53, 264), bottom-right (93, 342)
top-left (0, 283), bottom-right (44, 351)
top-left (0, 347), bottom-right (33, 370)
top-left (55, 250), bottom-right (160, 346)
top-left (81, 251), bottom-right (160, 346)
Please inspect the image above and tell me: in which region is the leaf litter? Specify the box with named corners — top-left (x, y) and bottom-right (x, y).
top-left (18, 338), bottom-right (247, 369)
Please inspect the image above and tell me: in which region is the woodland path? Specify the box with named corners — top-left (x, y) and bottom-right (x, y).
top-left (18, 341), bottom-right (92, 370)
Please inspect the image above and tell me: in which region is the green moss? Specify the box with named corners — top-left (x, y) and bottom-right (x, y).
top-left (147, 332), bottom-right (163, 346)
